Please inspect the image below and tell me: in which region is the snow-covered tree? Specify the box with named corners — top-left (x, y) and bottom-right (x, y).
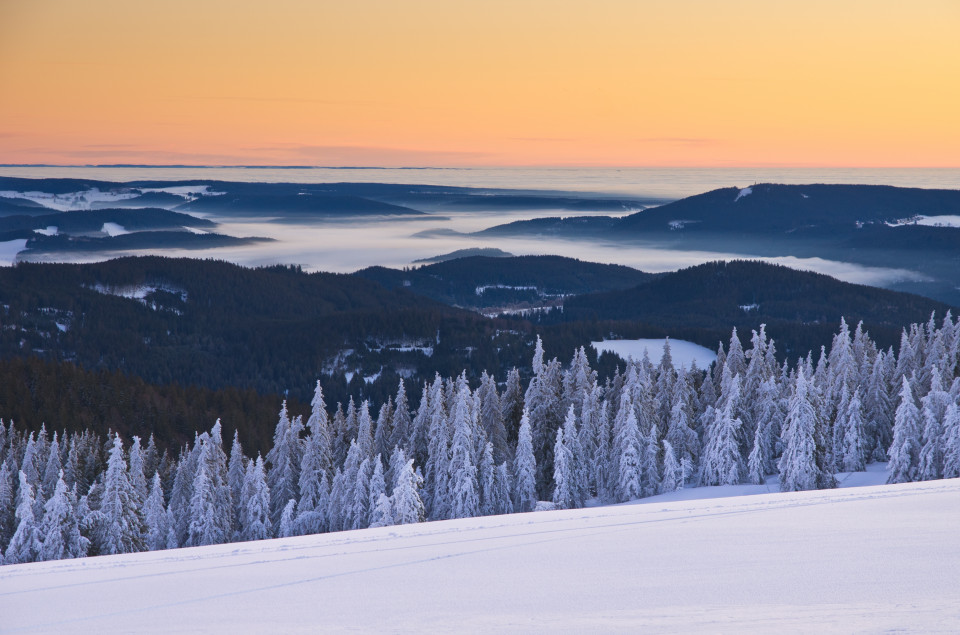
top-left (144, 473), bottom-right (171, 551)
top-left (447, 385), bottom-right (479, 519)
top-left (5, 472), bottom-right (42, 564)
top-left (391, 459), bottom-right (424, 525)
top-left (701, 374), bottom-right (744, 486)
top-left (513, 409), bottom-right (537, 512)
top-left (839, 388), bottom-right (866, 473)
top-left (552, 426), bottom-right (574, 509)
top-left (277, 500), bottom-right (298, 538)
top-left (266, 403), bottom-right (303, 527)
top-left (918, 369), bottom-right (951, 480)
top-left (39, 472), bottom-right (87, 561)
top-left (779, 368), bottom-right (832, 492)
top-left (612, 392), bottom-right (643, 502)
top-left (661, 439), bottom-right (682, 492)
top-left (98, 435), bottom-right (145, 555)
top-left (240, 456), bottom-right (272, 542)
top-left (888, 377), bottom-right (923, 484)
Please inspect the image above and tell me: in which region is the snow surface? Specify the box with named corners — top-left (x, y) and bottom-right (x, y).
top-left (592, 338), bottom-right (717, 368)
top-left (33, 226), bottom-right (58, 236)
top-left (3, 478), bottom-right (960, 633)
top-left (0, 239), bottom-right (28, 266)
top-left (734, 186), bottom-right (752, 201)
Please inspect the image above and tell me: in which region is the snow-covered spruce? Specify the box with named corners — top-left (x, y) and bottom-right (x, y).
top-left (2, 315), bottom-right (960, 565)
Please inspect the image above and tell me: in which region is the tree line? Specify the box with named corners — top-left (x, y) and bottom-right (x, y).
top-left (2, 313), bottom-right (960, 565)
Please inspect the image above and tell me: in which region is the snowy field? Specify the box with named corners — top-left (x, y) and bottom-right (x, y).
top-left (3, 474), bottom-right (960, 633)
top-left (592, 338), bottom-right (717, 368)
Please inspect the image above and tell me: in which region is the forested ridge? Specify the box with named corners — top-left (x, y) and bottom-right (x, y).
top-left (0, 256), bottom-right (953, 431)
top-left (3, 313), bottom-right (959, 565)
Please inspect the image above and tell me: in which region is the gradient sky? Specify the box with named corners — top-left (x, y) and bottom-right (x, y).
top-left (1, 0), bottom-right (958, 167)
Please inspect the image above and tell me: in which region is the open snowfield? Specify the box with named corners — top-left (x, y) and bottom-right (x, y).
top-left (3, 474), bottom-right (960, 633)
top-left (592, 338), bottom-right (717, 368)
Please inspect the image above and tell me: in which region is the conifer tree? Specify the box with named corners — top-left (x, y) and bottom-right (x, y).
top-left (391, 459), bottom-right (424, 525)
top-left (779, 369), bottom-right (832, 492)
top-left (513, 409), bottom-right (537, 512)
top-left (266, 403), bottom-right (303, 527)
top-left (490, 463), bottom-right (514, 515)
top-left (888, 377), bottom-right (923, 483)
top-left (5, 472), bottom-right (42, 564)
top-left (352, 457), bottom-right (372, 530)
top-left (500, 367), bottom-right (525, 444)
top-left (447, 385), bottom-right (480, 519)
top-left (661, 439), bottom-right (682, 492)
top-left (99, 435), bottom-right (145, 555)
top-left (240, 456), bottom-right (272, 542)
top-left (408, 382), bottom-right (432, 470)
top-left (369, 493), bottom-right (394, 528)
top-left (613, 392), bottom-right (643, 502)
top-left (552, 426), bottom-right (575, 509)
top-left (42, 433), bottom-right (62, 501)
top-left (356, 401), bottom-right (376, 460)
top-left (840, 388), bottom-right (866, 472)
top-left (919, 369), bottom-right (951, 480)
top-left (187, 424), bottom-right (233, 547)
top-left (374, 399), bottom-right (394, 461)
top-left (0, 461), bottom-right (14, 546)
top-left (478, 372), bottom-right (508, 463)
top-left (278, 500), bottom-right (298, 538)
top-left (144, 473), bottom-right (171, 551)
top-left (127, 436), bottom-right (148, 504)
top-left (227, 431), bottom-right (246, 525)
top-left (941, 403), bottom-right (960, 478)
top-left (391, 380), bottom-right (413, 451)
top-left (478, 442), bottom-right (497, 516)
top-left (368, 458), bottom-right (387, 526)
top-left (39, 472), bottom-right (87, 562)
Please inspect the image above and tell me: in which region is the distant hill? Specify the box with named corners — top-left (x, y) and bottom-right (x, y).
top-left (555, 260), bottom-right (955, 358)
top-left (0, 207), bottom-right (215, 234)
top-left (413, 247), bottom-right (514, 264)
top-left (355, 255), bottom-right (656, 310)
top-left (21, 230), bottom-right (271, 255)
top-left (616, 183), bottom-right (960, 233)
top-left (0, 177), bottom-right (665, 218)
top-left (479, 183), bottom-right (960, 305)
top-left (177, 192), bottom-right (423, 218)
top-left (0, 257), bottom-right (520, 405)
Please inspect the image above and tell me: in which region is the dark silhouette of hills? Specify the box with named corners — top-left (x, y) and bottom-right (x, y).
top-left (479, 183), bottom-right (960, 305)
top-left (356, 256), bottom-right (656, 309)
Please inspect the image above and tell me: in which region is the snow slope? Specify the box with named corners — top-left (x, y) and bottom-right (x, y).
top-left (3, 477), bottom-right (960, 633)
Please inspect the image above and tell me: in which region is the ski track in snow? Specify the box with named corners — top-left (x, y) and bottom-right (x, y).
top-left (3, 478), bottom-right (960, 633)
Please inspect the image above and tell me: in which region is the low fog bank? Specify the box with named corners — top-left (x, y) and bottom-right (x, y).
top-left (12, 206), bottom-right (927, 292)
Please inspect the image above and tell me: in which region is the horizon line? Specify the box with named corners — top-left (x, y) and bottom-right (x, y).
top-left (2, 163), bottom-right (960, 170)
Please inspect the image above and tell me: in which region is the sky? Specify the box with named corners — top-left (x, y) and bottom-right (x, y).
top-left (1, 0), bottom-right (958, 167)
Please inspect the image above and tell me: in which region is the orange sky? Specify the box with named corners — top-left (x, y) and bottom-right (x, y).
top-left (1, 0), bottom-right (958, 167)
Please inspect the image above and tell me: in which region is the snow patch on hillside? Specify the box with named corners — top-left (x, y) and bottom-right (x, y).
top-left (33, 226), bottom-right (58, 236)
top-left (592, 338), bottom-right (716, 368)
top-left (734, 186), bottom-right (752, 201)
top-left (88, 282), bottom-right (188, 308)
top-left (101, 222), bottom-right (129, 237)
